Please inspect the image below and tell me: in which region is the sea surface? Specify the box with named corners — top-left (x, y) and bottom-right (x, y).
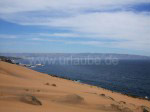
top-left (16, 58), bottom-right (150, 99)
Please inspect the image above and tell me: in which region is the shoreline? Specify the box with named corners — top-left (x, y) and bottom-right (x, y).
top-left (1, 56), bottom-right (149, 100)
top-left (48, 74), bottom-right (150, 101)
top-left (0, 61), bottom-right (150, 112)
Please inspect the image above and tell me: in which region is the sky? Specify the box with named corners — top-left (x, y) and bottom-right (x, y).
top-left (0, 0), bottom-right (150, 56)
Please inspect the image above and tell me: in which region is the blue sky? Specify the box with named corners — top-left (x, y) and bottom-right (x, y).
top-left (0, 0), bottom-right (150, 56)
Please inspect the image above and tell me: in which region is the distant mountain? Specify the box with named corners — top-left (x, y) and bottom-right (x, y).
top-left (0, 53), bottom-right (150, 60)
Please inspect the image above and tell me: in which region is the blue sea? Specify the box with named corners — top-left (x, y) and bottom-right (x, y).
top-left (16, 58), bottom-right (150, 99)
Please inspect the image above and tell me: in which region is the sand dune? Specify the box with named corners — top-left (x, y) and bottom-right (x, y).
top-left (0, 61), bottom-right (150, 112)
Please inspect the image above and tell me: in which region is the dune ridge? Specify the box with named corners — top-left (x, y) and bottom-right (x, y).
top-left (0, 61), bottom-right (150, 112)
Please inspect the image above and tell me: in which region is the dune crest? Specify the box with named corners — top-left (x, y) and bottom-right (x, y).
top-left (0, 61), bottom-right (150, 112)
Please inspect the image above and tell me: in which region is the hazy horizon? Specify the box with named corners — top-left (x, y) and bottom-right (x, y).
top-left (1, 52), bottom-right (150, 57)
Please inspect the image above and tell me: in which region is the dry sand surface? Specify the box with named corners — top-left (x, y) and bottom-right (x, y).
top-left (0, 61), bottom-right (150, 112)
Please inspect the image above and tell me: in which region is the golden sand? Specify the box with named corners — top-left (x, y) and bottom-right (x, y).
top-left (0, 61), bottom-right (149, 112)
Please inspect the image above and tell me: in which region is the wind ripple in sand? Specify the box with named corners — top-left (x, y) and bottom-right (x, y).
top-left (52, 94), bottom-right (84, 104)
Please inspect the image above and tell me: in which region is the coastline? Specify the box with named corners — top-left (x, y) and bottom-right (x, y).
top-left (0, 61), bottom-right (150, 112)
top-left (48, 74), bottom-right (150, 101)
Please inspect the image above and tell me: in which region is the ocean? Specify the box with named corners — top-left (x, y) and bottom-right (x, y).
top-left (15, 57), bottom-right (150, 99)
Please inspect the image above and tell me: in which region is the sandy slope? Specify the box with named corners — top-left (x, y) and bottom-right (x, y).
top-left (0, 61), bottom-right (150, 112)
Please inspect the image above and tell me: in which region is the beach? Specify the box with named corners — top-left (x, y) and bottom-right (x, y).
top-left (0, 61), bottom-right (150, 112)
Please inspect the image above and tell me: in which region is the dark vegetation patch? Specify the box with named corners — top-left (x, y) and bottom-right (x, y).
top-left (21, 95), bottom-right (42, 105)
top-left (51, 84), bottom-right (56, 87)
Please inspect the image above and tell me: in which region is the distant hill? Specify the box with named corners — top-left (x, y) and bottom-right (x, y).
top-left (0, 53), bottom-right (150, 60)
